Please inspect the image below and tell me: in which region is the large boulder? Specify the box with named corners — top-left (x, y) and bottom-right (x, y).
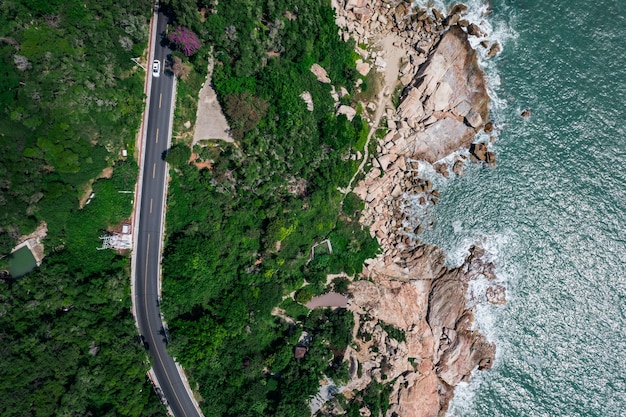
top-left (397, 26), bottom-right (489, 162)
top-left (406, 118), bottom-right (476, 163)
top-left (337, 105), bottom-right (357, 121)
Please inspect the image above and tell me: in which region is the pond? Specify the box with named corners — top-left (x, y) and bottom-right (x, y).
top-left (8, 246), bottom-right (38, 278)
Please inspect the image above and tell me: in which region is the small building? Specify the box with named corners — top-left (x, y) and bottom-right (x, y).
top-left (294, 346), bottom-right (308, 359)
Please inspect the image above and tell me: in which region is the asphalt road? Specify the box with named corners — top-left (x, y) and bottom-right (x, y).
top-left (134, 12), bottom-right (202, 417)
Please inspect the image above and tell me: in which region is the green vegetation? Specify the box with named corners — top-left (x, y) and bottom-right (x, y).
top-left (0, 254), bottom-right (167, 417)
top-left (159, 0), bottom-right (381, 415)
top-left (165, 142), bottom-right (192, 168)
top-left (0, 161), bottom-right (165, 416)
top-left (378, 320), bottom-right (407, 343)
top-left (0, 0), bottom-right (149, 254)
top-left (344, 380), bottom-right (393, 417)
top-left (0, 1), bottom-right (168, 415)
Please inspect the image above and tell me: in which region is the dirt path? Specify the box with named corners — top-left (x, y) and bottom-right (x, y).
top-left (343, 33), bottom-right (405, 196)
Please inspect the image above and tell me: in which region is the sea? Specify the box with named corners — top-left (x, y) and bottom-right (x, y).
top-left (412, 0), bottom-right (626, 416)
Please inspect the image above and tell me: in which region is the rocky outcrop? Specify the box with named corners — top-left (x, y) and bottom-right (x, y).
top-left (345, 246), bottom-right (500, 416)
top-left (325, 1), bottom-right (504, 417)
top-left (396, 25), bottom-right (489, 163)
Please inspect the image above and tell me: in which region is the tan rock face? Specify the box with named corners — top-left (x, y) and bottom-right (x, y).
top-left (348, 246), bottom-right (498, 417)
top-left (393, 372), bottom-right (440, 417)
top-left (328, 1), bottom-right (504, 416)
top-left (397, 26), bottom-right (489, 163)
top-left (310, 63), bottom-right (331, 83)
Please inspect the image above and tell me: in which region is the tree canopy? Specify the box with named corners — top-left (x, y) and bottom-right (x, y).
top-left (0, 1), bottom-right (168, 415)
top-left (159, 0), bottom-right (381, 415)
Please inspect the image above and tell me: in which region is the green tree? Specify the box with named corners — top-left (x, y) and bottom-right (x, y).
top-left (165, 143), bottom-right (191, 167)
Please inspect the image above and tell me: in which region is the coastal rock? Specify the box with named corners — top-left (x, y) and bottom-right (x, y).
top-left (330, 1), bottom-right (500, 416)
top-left (430, 81), bottom-right (453, 111)
top-left (390, 372), bottom-right (440, 417)
top-left (432, 8), bottom-right (444, 22)
top-left (406, 118), bottom-right (476, 164)
top-left (486, 284), bottom-right (507, 304)
top-left (444, 13), bottom-right (461, 27)
top-left (349, 246), bottom-right (498, 416)
top-left (486, 42), bottom-right (502, 58)
top-left (452, 158), bottom-right (465, 176)
top-left (464, 108), bottom-right (483, 129)
top-left (469, 142), bottom-right (487, 161)
top-left (397, 26), bottom-right (489, 162)
top-left (450, 4), bottom-right (469, 15)
top-left (467, 23), bottom-right (485, 37)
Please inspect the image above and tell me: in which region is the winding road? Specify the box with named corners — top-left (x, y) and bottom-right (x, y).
top-left (133, 10), bottom-right (203, 417)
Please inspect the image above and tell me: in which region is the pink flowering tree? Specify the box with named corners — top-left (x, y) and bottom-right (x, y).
top-left (168, 26), bottom-right (201, 57)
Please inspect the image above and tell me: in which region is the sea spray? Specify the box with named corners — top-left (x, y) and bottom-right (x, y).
top-left (416, 0), bottom-right (626, 415)
top-left (404, 1), bottom-right (519, 414)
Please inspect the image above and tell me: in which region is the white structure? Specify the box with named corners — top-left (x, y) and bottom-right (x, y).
top-left (98, 233), bottom-right (132, 250)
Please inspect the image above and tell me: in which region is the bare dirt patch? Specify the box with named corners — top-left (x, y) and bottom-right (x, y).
top-left (14, 221), bottom-right (47, 265)
top-left (306, 292), bottom-right (349, 309)
top-left (189, 152), bottom-right (212, 170)
top-left (192, 59), bottom-right (233, 146)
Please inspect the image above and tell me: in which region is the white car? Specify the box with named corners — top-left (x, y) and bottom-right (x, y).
top-left (152, 60), bottom-right (160, 77)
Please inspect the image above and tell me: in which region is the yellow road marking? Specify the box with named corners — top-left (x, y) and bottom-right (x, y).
top-left (156, 128), bottom-right (159, 143)
top-left (150, 198), bottom-right (153, 214)
top-left (159, 93), bottom-right (162, 108)
top-left (152, 163), bottom-right (156, 178)
top-left (144, 234), bottom-right (188, 416)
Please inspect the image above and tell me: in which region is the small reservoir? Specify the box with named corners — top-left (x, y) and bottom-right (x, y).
top-left (8, 246), bottom-right (38, 278)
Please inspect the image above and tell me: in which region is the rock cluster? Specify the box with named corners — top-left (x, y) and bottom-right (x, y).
top-left (342, 245), bottom-right (501, 417)
top-left (324, 1), bottom-right (506, 416)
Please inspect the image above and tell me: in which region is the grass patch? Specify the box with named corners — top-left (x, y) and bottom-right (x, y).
top-left (173, 61), bottom-right (205, 144)
top-left (354, 117), bottom-right (370, 151)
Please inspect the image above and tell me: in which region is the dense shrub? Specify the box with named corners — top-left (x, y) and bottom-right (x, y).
top-left (160, 0), bottom-right (381, 415)
top-left (168, 26), bottom-right (201, 56)
top-left (165, 143), bottom-right (192, 167)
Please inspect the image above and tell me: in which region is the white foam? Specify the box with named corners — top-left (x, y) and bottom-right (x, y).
top-left (405, 3), bottom-right (521, 415)
top-left (443, 231), bottom-right (516, 415)
top-left (445, 371), bottom-right (485, 417)
top-left (452, 220), bottom-right (463, 234)
top-left (412, 0), bottom-right (518, 120)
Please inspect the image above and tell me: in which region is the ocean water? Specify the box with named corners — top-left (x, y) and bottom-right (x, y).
top-left (413, 0), bottom-right (626, 416)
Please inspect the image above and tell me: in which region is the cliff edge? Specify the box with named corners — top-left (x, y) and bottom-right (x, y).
top-left (326, 1), bottom-right (505, 416)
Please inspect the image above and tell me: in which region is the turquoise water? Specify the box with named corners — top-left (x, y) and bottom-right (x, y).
top-left (414, 0), bottom-right (626, 415)
top-left (8, 246), bottom-right (37, 278)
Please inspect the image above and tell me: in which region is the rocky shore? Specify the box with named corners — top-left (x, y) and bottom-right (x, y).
top-left (324, 1), bottom-right (505, 416)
